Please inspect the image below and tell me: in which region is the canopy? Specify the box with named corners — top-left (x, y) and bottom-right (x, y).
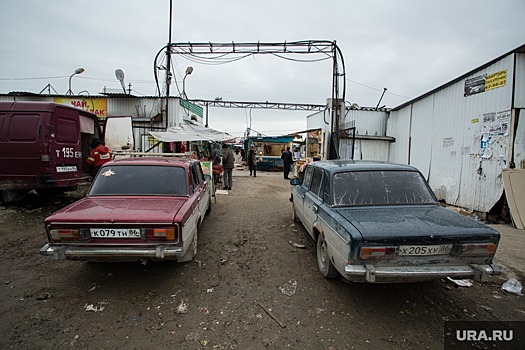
top-left (149, 121), bottom-right (235, 142)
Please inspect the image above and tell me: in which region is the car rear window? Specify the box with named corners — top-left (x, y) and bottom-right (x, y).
top-left (89, 165), bottom-right (188, 196)
top-left (332, 170), bottom-right (436, 206)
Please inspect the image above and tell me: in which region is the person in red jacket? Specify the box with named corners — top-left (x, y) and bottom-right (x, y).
top-left (87, 138), bottom-right (112, 176)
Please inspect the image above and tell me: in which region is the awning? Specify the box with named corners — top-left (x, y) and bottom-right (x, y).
top-left (149, 121), bottom-right (235, 142)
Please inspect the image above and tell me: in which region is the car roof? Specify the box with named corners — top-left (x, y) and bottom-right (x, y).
top-left (106, 157), bottom-right (196, 167)
top-left (310, 160), bottom-right (420, 173)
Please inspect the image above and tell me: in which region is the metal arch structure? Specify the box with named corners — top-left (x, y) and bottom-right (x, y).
top-left (186, 99), bottom-right (327, 128)
top-left (153, 40), bottom-right (346, 159)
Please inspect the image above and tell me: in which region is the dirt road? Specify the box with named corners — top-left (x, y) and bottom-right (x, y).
top-left (1, 171), bottom-right (524, 349)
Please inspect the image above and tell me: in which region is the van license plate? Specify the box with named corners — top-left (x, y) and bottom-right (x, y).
top-left (91, 228), bottom-right (141, 238)
top-left (399, 244), bottom-right (452, 256)
top-left (56, 166), bottom-right (77, 172)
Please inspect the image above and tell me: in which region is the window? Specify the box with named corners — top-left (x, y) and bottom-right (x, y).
top-left (55, 117), bottom-right (78, 143)
top-left (303, 167), bottom-right (313, 189)
top-left (332, 170), bottom-right (436, 206)
top-left (195, 163), bottom-right (205, 183)
top-left (8, 114), bottom-right (40, 141)
top-left (191, 164), bottom-right (201, 191)
top-left (89, 165), bottom-right (188, 196)
top-left (310, 168), bottom-right (324, 198)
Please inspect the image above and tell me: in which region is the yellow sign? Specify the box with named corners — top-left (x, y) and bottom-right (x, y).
top-left (485, 70), bottom-right (506, 91)
top-left (54, 97), bottom-right (108, 118)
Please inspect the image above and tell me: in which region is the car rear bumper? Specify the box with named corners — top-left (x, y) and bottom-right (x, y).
top-left (40, 243), bottom-right (183, 261)
top-left (344, 263), bottom-right (501, 283)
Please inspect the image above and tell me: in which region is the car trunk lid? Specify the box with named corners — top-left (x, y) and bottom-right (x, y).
top-left (335, 205), bottom-right (498, 244)
top-left (46, 196), bottom-right (185, 224)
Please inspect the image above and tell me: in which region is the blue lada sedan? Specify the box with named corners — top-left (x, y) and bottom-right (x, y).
top-left (290, 160), bottom-right (501, 283)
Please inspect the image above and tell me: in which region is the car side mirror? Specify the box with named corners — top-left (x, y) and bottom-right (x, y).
top-left (290, 178), bottom-right (300, 186)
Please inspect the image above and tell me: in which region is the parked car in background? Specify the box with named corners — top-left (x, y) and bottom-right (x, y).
top-left (290, 160), bottom-right (501, 283)
top-left (40, 157), bottom-right (211, 263)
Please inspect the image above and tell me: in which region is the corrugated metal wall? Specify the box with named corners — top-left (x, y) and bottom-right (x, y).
top-left (348, 138), bottom-right (390, 160)
top-left (515, 53), bottom-right (525, 108)
top-left (340, 109), bottom-right (388, 136)
top-left (337, 108), bottom-right (391, 160)
top-left (388, 54), bottom-right (516, 213)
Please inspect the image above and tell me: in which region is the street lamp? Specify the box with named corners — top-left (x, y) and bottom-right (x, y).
top-left (66, 67), bottom-right (85, 95)
top-left (182, 66), bottom-right (193, 99)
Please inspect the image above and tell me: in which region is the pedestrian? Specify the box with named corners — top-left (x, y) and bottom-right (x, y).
top-left (221, 144), bottom-right (234, 190)
top-left (87, 138), bottom-right (112, 176)
top-left (211, 143), bottom-right (221, 165)
top-left (247, 144), bottom-right (257, 177)
top-left (240, 147), bottom-right (246, 162)
top-left (281, 146), bottom-right (293, 179)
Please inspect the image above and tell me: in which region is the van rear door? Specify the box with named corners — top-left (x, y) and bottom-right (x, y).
top-left (47, 106), bottom-right (91, 187)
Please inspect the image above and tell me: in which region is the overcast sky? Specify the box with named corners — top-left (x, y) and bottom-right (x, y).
top-left (1, 0), bottom-right (524, 136)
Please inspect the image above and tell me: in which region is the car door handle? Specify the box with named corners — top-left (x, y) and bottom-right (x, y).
top-left (313, 205), bottom-right (318, 213)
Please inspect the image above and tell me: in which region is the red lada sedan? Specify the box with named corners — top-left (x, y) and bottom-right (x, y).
top-left (40, 157), bottom-right (211, 263)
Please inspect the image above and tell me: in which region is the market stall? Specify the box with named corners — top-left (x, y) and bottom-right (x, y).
top-left (247, 136), bottom-right (294, 171)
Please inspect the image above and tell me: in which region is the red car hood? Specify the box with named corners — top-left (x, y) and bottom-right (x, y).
top-left (45, 196), bottom-right (186, 224)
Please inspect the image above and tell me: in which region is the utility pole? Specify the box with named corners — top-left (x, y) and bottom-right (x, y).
top-left (165, 0), bottom-right (173, 129)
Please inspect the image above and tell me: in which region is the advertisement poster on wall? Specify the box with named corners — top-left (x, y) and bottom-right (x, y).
top-left (464, 69), bottom-right (507, 97)
top-left (54, 97), bottom-right (108, 119)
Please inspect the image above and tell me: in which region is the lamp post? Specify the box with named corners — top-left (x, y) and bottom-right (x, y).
top-left (66, 68), bottom-right (85, 95)
top-left (182, 66), bottom-right (193, 99)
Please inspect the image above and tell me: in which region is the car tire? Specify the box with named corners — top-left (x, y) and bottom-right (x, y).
top-left (179, 229), bottom-right (198, 262)
top-left (316, 234), bottom-right (339, 278)
top-left (292, 203), bottom-right (300, 223)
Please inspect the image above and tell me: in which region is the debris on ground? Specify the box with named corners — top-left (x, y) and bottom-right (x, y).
top-left (258, 302), bottom-right (286, 328)
top-left (446, 277), bottom-right (473, 287)
top-left (175, 299), bottom-right (189, 314)
top-left (501, 278), bottom-right (524, 296)
top-left (288, 241), bottom-right (306, 249)
top-left (84, 302), bottom-right (107, 312)
top-left (279, 280), bottom-right (297, 296)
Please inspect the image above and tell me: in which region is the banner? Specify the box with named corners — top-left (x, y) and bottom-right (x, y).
top-left (200, 161), bottom-right (213, 193)
top-left (54, 97), bottom-right (108, 119)
top-left (464, 69), bottom-right (506, 97)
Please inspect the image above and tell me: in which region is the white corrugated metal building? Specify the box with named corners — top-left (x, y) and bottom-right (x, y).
top-left (329, 43), bottom-right (524, 219)
top-left (387, 44), bottom-right (525, 217)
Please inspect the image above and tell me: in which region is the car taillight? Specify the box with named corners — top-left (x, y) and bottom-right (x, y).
top-left (451, 243), bottom-right (497, 256)
top-left (360, 246), bottom-right (396, 260)
top-left (50, 229), bottom-right (80, 241)
top-left (146, 228), bottom-right (177, 242)
top-left (41, 145), bottom-right (50, 169)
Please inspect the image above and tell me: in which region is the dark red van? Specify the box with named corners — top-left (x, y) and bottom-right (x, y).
top-left (0, 101), bottom-right (103, 202)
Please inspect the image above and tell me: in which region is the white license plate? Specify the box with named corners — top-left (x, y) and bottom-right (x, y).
top-left (56, 166), bottom-right (77, 173)
top-left (90, 228), bottom-right (141, 238)
top-left (399, 244), bottom-right (452, 256)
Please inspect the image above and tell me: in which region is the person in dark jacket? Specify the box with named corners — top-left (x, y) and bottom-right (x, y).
top-left (211, 143), bottom-right (221, 165)
top-left (221, 144), bottom-right (235, 190)
top-left (247, 144), bottom-right (257, 177)
top-left (87, 138), bottom-right (112, 176)
top-left (211, 143), bottom-right (223, 186)
top-left (281, 146), bottom-right (293, 179)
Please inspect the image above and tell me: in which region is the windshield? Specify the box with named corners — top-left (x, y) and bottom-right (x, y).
top-left (89, 165), bottom-right (188, 196)
top-left (332, 170), bottom-right (436, 206)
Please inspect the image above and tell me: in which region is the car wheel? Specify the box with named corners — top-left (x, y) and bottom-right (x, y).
top-left (316, 234), bottom-right (339, 278)
top-left (292, 203), bottom-right (300, 223)
top-left (179, 229), bottom-right (198, 262)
